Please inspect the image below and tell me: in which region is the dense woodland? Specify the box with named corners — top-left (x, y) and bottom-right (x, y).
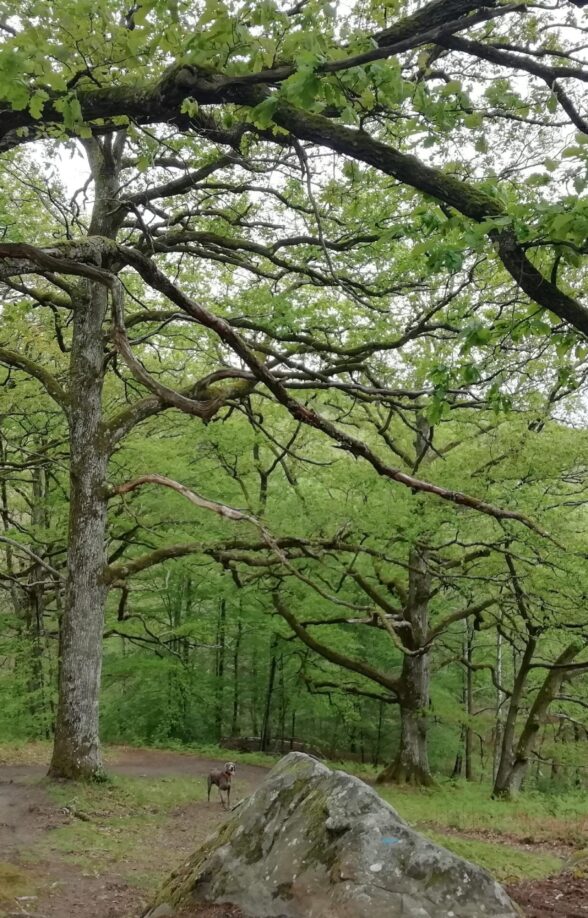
top-left (0, 0), bottom-right (586, 799)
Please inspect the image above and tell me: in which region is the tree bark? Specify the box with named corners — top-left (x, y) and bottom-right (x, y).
top-left (374, 699), bottom-right (384, 768)
top-left (465, 622), bottom-right (474, 780)
top-left (49, 136), bottom-right (124, 780)
top-left (26, 462), bottom-right (50, 737)
top-left (377, 650), bottom-right (434, 785)
top-left (492, 624), bottom-right (505, 783)
top-left (493, 644), bottom-right (580, 799)
top-left (231, 619), bottom-right (242, 736)
top-left (377, 547), bottom-right (434, 786)
top-left (492, 632), bottom-right (537, 797)
top-left (48, 281), bottom-right (109, 779)
top-left (215, 599), bottom-right (226, 741)
top-left (260, 634), bottom-right (278, 752)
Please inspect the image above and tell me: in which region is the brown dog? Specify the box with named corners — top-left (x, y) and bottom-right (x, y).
top-left (207, 761), bottom-right (236, 808)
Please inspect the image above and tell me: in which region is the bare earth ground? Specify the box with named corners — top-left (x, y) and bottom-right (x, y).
top-left (0, 746), bottom-right (585, 917)
top-left (0, 748), bottom-right (266, 918)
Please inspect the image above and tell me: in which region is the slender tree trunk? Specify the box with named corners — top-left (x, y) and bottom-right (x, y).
top-left (278, 652), bottom-right (286, 752)
top-left (465, 622), bottom-right (474, 780)
top-left (49, 282), bottom-right (109, 779)
top-left (260, 635), bottom-right (277, 752)
top-left (250, 646), bottom-right (259, 736)
top-left (452, 748), bottom-right (463, 779)
top-left (573, 722), bottom-right (584, 788)
top-left (453, 698), bottom-right (466, 778)
top-left (493, 644), bottom-right (580, 799)
top-left (231, 619), bottom-right (242, 736)
top-left (377, 547), bottom-right (433, 786)
top-left (492, 632), bottom-right (537, 796)
top-left (374, 699), bottom-right (384, 767)
top-left (27, 463), bottom-right (50, 737)
top-left (215, 599), bottom-right (226, 741)
top-left (492, 625), bottom-right (504, 782)
top-left (550, 721), bottom-right (564, 782)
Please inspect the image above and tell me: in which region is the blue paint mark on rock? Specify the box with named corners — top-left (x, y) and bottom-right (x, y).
top-left (381, 836), bottom-right (401, 845)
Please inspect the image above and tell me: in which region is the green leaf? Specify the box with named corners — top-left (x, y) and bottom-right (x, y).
top-left (281, 67), bottom-right (320, 108)
top-left (562, 147), bottom-right (583, 158)
top-left (180, 97), bottom-right (199, 118)
top-left (551, 213), bottom-right (574, 235)
top-left (463, 112), bottom-right (483, 129)
top-left (56, 94), bottom-right (83, 130)
top-left (249, 95), bottom-right (279, 128)
top-left (29, 89), bottom-right (49, 120)
top-left (441, 80), bottom-right (462, 95)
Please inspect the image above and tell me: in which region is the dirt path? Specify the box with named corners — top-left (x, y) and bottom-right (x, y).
top-left (0, 748), bottom-right (268, 918)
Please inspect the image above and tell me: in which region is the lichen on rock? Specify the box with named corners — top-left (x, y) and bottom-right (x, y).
top-left (143, 752), bottom-right (521, 918)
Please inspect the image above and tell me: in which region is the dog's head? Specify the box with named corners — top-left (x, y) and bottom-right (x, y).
top-left (224, 761), bottom-right (236, 775)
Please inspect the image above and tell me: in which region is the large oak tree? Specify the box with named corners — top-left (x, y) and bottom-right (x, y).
top-left (0, 0), bottom-right (586, 778)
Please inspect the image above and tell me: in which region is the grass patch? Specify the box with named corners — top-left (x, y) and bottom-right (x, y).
top-left (147, 740), bottom-right (280, 769)
top-left (0, 741), bottom-right (51, 766)
top-left (48, 773), bottom-right (207, 812)
top-left (424, 831), bottom-right (562, 883)
top-left (378, 779), bottom-right (588, 848)
top-left (28, 773), bottom-right (208, 884)
top-left (170, 741), bottom-right (381, 778)
top-left (0, 861), bottom-right (36, 902)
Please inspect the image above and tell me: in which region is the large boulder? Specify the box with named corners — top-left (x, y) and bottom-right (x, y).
top-left (144, 753), bottom-right (520, 918)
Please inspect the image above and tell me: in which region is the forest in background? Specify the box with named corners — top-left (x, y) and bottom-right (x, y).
top-left (0, 0), bottom-right (586, 801)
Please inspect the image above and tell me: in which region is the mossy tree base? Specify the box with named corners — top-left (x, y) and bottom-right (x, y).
top-left (376, 758), bottom-right (435, 787)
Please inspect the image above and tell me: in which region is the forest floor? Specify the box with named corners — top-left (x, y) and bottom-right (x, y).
top-left (0, 743), bottom-right (586, 917)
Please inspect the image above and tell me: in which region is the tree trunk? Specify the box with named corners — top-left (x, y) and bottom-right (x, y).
top-left (550, 720), bottom-right (564, 782)
top-left (215, 599), bottom-right (226, 741)
top-left (250, 645), bottom-right (259, 735)
top-left (377, 547), bottom-right (433, 786)
top-left (493, 644), bottom-right (580, 799)
top-left (27, 463), bottom-right (50, 737)
top-left (278, 652), bottom-right (286, 752)
top-left (377, 649), bottom-right (434, 785)
top-left (452, 750), bottom-right (463, 779)
top-left (373, 699), bottom-right (384, 767)
top-left (464, 622), bottom-right (474, 780)
top-left (260, 635), bottom-right (278, 752)
top-left (492, 624), bottom-right (505, 783)
top-left (49, 136), bottom-right (123, 780)
top-left (492, 632), bottom-right (537, 797)
top-left (231, 619), bottom-right (242, 736)
top-left (49, 281), bottom-right (109, 779)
